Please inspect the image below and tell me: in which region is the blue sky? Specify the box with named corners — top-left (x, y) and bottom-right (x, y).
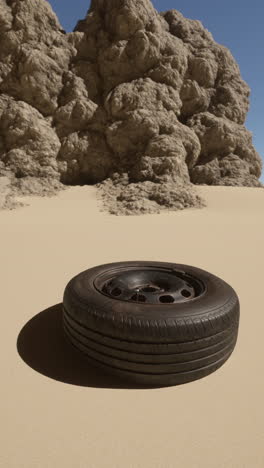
top-left (48, 0), bottom-right (264, 181)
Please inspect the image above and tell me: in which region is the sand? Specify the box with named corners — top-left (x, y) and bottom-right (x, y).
top-left (1, 185), bottom-right (264, 468)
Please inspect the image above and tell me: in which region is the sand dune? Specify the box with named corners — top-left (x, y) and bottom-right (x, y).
top-left (1, 185), bottom-right (264, 468)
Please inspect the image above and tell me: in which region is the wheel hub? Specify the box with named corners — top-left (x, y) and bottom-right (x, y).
top-left (94, 267), bottom-right (205, 305)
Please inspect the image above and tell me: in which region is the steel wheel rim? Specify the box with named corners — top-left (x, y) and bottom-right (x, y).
top-left (94, 266), bottom-right (206, 305)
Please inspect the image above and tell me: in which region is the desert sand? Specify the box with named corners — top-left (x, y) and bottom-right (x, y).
top-left (1, 184), bottom-right (264, 468)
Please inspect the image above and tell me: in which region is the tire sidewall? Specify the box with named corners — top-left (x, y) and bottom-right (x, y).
top-left (63, 261), bottom-right (240, 342)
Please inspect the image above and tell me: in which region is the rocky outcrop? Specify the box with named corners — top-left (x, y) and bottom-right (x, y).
top-left (0, 0), bottom-right (262, 214)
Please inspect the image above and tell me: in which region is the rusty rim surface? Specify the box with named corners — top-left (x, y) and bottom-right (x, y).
top-left (93, 266), bottom-right (206, 305)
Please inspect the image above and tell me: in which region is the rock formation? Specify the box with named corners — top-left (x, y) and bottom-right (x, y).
top-left (0, 0), bottom-right (263, 214)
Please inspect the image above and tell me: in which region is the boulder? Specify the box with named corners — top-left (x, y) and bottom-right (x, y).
top-left (0, 0), bottom-right (262, 214)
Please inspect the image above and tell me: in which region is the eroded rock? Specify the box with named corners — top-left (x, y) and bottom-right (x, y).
top-left (0, 0), bottom-right (262, 214)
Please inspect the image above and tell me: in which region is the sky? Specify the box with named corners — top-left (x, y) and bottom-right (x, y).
top-left (48, 0), bottom-right (264, 182)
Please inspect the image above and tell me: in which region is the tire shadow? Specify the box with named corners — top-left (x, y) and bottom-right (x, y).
top-left (16, 303), bottom-right (160, 389)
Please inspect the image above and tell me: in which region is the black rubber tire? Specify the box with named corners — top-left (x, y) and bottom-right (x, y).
top-left (63, 327), bottom-right (235, 387)
top-left (63, 317), bottom-right (238, 374)
top-left (63, 261), bottom-right (240, 343)
top-left (63, 309), bottom-right (238, 364)
top-left (63, 304), bottom-right (238, 355)
top-left (62, 261), bottom-right (240, 386)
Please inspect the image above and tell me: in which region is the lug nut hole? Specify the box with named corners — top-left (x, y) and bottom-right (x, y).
top-left (159, 295), bottom-right (174, 303)
top-left (181, 289), bottom-right (191, 297)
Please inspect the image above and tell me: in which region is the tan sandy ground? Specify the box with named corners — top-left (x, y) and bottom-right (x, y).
top-left (1, 185), bottom-right (264, 468)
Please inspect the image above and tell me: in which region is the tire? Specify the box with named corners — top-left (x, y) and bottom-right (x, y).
top-left (62, 261), bottom-right (240, 386)
top-left (63, 308), bottom-right (238, 364)
top-left (63, 318), bottom-right (237, 374)
top-left (63, 326), bottom-right (235, 387)
top-left (63, 304), bottom-right (238, 354)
